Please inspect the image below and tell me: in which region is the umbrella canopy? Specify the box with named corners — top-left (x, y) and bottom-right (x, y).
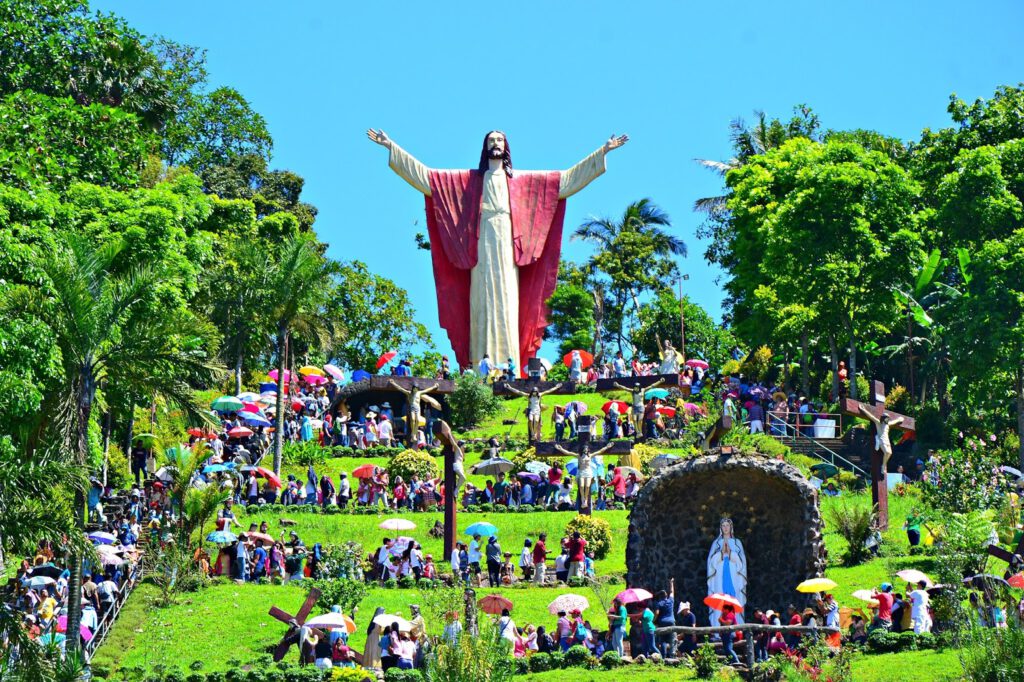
top-left (614, 588), bottom-right (653, 605)
top-left (809, 463), bottom-right (840, 479)
top-left (645, 388), bottom-right (670, 400)
top-left (228, 426), bottom-right (253, 438)
top-left (29, 565), bottom-right (64, 579)
top-left (566, 457), bottom-right (605, 478)
top-left (616, 466), bottom-right (642, 477)
top-left (323, 364), bottom-right (344, 381)
top-left (464, 522), bottom-right (498, 537)
top-left (299, 365), bottom-right (324, 376)
top-left (1008, 573), bottom-right (1024, 589)
top-left (685, 359), bottom-right (709, 370)
top-left (26, 576), bottom-right (56, 589)
top-left (523, 461), bottom-right (550, 476)
top-left (88, 531), bottom-right (117, 545)
top-left (259, 382), bottom-right (279, 393)
top-left (152, 466), bottom-right (174, 483)
top-left (267, 369), bottom-right (294, 382)
top-left (389, 536), bottom-right (415, 555)
top-left (517, 472), bottom-right (541, 484)
top-left (352, 464), bottom-right (376, 479)
top-left (351, 369), bottom-right (371, 383)
top-left (98, 552), bottom-right (123, 567)
top-left (245, 532), bottom-right (275, 544)
top-left (796, 578), bottom-right (838, 593)
top-left (134, 433), bottom-right (160, 448)
top-left (238, 411), bottom-right (272, 428)
top-left (202, 463), bottom-right (234, 474)
top-left (650, 454), bottom-right (680, 471)
top-left (548, 593), bottom-right (590, 615)
top-left (306, 612), bottom-right (357, 633)
top-left (657, 406), bottom-right (676, 418)
top-left (681, 402), bottom-right (705, 414)
top-left (376, 350), bottom-right (398, 370)
top-left (1000, 465), bottom-right (1023, 481)
top-left (851, 589), bottom-right (878, 603)
top-left (240, 466), bottom-right (282, 489)
top-left (565, 400), bottom-right (588, 415)
top-left (305, 374), bottom-right (327, 386)
top-left (470, 458), bottom-right (515, 476)
top-left (478, 594), bottom-right (514, 615)
top-left (963, 574), bottom-right (1010, 590)
top-left (55, 616), bottom-right (93, 642)
top-left (206, 530), bottom-right (237, 544)
top-left (187, 427), bottom-right (218, 439)
top-left (373, 614), bottom-right (414, 632)
top-left (703, 593), bottom-right (743, 611)
top-left (211, 396), bottom-right (244, 412)
top-left (748, 386), bottom-right (770, 399)
top-left (562, 349), bottom-right (594, 369)
top-left (896, 569), bottom-right (933, 587)
top-left (602, 400), bottom-right (629, 414)
top-left (237, 392), bottom-right (260, 402)
top-left (379, 518), bottom-right (416, 531)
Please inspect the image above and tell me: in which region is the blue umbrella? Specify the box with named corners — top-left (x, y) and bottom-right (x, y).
top-left (351, 369), bottom-right (371, 383)
top-left (523, 461), bottom-right (550, 475)
top-left (238, 411), bottom-right (272, 427)
top-left (464, 522), bottom-right (498, 537)
top-left (202, 463), bottom-right (232, 474)
top-left (645, 388), bottom-right (670, 400)
top-left (259, 382), bottom-right (278, 393)
top-left (88, 531), bottom-right (117, 545)
top-left (565, 456), bottom-right (606, 477)
top-left (206, 530), bottom-right (237, 544)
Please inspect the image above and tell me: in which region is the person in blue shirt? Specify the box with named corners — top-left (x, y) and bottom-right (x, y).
top-left (251, 540), bottom-right (268, 580)
top-left (478, 354), bottom-right (493, 379)
top-left (654, 581), bottom-right (677, 658)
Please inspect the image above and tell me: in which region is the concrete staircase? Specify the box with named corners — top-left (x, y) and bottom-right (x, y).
top-left (781, 433), bottom-right (869, 476)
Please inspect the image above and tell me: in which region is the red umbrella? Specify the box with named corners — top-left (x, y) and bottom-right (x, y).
top-left (704, 593), bottom-right (743, 612)
top-left (187, 427), bottom-right (217, 439)
top-left (352, 464), bottom-right (376, 479)
top-left (376, 350), bottom-right (398, 370)
top-left (1009, 573), bottom-right (1024, 589)
top-left (478, 594), bottom-right (514, 615)
top-left (242, 401), bottom-right (261, 413)
top-left (254, 466), bottom-right (282, 489)
top-left (685, 359), bottom-right (709, 370)
top-left (562, 350), bottom-right (594, 369)
top-left (291, 400), bottom-right (305, 412)
top-left (228, 426), bottom-right (253, 438)
top-left (657, 406), bottom-right (676, 418)
top-left (602, 400), bottom-right (629, 414)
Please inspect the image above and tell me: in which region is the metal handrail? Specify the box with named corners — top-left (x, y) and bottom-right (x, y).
top-left (768, 416), bottom-right (869, 479)
top-left (84, 560), bottom-right (145, 658)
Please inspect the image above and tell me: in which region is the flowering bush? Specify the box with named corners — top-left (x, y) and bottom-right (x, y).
top-left (922, 440), bottom-right (1007, 513)
top-left (388, 448), bottom-right (440, 483)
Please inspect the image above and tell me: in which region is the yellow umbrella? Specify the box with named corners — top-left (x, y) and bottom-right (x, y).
top-left (796, 577), bottom-right (838, 593)
top-left (298, 365), bottom-right (325, 376)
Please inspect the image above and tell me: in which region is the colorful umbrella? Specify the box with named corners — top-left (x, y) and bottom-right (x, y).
top-left (602, 400), bottom-right (629, 414)
top-left (211, 396), bottom-right (244, 412)
top-left (562, 350), bottom-right (594, 369)
top-left (464, 522), bottom-right (498, 537)
top-left (134, 433), bottom-right (160, 447)
top-left (470, 458), bottom-right (515, 475)
top-left (187, 427), bottom-right (218, 439)
top-left (548, 593), bottom-right (590, 615)
top-left (810, 463), bottom-right (840, 479)
top-left (267, 369), bottom-right (294, 382)
top-left (228, 426), bottom-right (253, 438)
top-left (245, 532), bottom-right (275, 544)
top-left (299, 365), bottom-right (324, 376)
top-left (797, 578), bottom-right (838, 593)
top-left (566, 400), bottom-right (588, 415)
top-left (478, 594), bottom-right (514, 615)
top-left (1008, 573), bottom-right (1024, 589)
top-left (236, 392), bottom-right (260, 402)
top-left (704, 593), bottom-right (743, 611)
top-left (305, 374), bottom-right (327, 386)
top-left (657, 406), bottom-right (676, 418)
top-left (645, 388), bottom-right (670, 400)
top-left (306, 612), bottom-right (357, 633)
top-left (238, 411), bottom-right (272, 427)
top-left (614, 588), bottom-right (653, 605)
top-left (351, 369), bottom-right (371, 383)
top-left (517, 472), bottom-right (542, 484)
top-left (202, 463), bottom-right (233, 474)
top-left (748, 386), bottom-right (770, 399)
top-left (963, 574), bottom-right (1010, 589)
top-left (616, 466), bottom-right (642, 477)
top-left (88, 531), bottom-right (117, 545)
top-left (206, 530), bottom-right (237, 544)
top-left (376, 350), bottom-right (398, 370)
top-left (524, 461), bottom-right (550, 475)
top-left (352, 464), bottom-right (377, 479)
top-left (98, 552), bottom-right (123, 567)
top-left (323, 364), bottom-right (344, 381)
top-left (379, 518), bottom-right (416, 531)
top-left (682, 402), bottom-right (705, 413)
top-left (239, 466), bottom-right (282, 488)
top-left (56, 615), bottom-right (93, 642)
top-left (26, 576), bottom-right (56, 589)
top-left (373, 614), bottom-right (414, 632)
top-left (685, 359), bottom-right (709, 370)
top-left (896, 569), bottom-right (933, 587)
top-left (259, 382), bottom-right (279, 393)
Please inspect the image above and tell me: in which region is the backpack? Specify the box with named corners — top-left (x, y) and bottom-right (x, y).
top-left (574, 621), bottom-right (587, 642)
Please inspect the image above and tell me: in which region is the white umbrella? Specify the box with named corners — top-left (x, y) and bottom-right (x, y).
top-left (470, 458), bottom-right (515, 475)
top-left (896, 569), bottom-right (933, 587)
top-left (373, 614), bottom-right (414, 632)
top-left (153, 467), bottom-right (174, 483)
top-left (379, 518), bottom-right (416, 531)
top-left (548, 593), bottom-right (590, 615)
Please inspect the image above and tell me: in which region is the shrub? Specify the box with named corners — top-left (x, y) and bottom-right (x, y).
top-left (826, 501), bottom-right (876, 565)
top-left (383, 578), bottom-right (398, 589)
top-left (509, 446), bottom-right (537, 473)
top-left (479, 503), bottom-right (494, 513)
top-left (388, 449), bottom-right (440, 484)
top-left (692, 642), bottom-right (720, 678)
top-left (383, 669), bottom-right (423, 682)
top-left (283, 440), bottom-right (328, 467)
top-left (567, 576), bottom-right (586, 587)
top-left (517, 504), bottom-right (534, 513)
top-left (631, 442), bottom-right (662, 474)
top-left (309, 577), bottom-right (368, 613)
top-left (493, 503), bottom-right (508, 513)
top-left (514, 658), bottom-right (529, 675)
top-left (398, 575), bottom-right (416, 588)
top-left (548, 651), bottom-right (565, 669)
top-left (922, 444), bottom-right (1007, 514)
top-left (448, 371), bottom-right (501, 428)
top-left (599, 651), bottom-right (623, 669)
top-left (866, 630), bottom-right (900, 653)
top-left (885, 384), bottom-right (910, 415)
top-left (565, 515), bottom-right (613, 560)
top-left (330, 668), bottom-right (375, 682)
top-left (740, 345), bottom-right (773, 382)
top-left (563, 644), bottom-right (592, 668)
top-left (528, 652), bottom-right (552, 673)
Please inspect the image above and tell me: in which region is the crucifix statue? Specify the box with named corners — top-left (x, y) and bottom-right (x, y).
top-left (552, 439), bottom-right (615, 515)
top-left (388, 379), bottom-right (441, 446)
top-left (612, 378), bottom-right (664, 436)
top-left (269, 587), bottom-right (326, 664)
top-left (368, 128), bottom-right (627, 371)
top-left (502, 382), bottom-right (564, 443)
top-left (432, 419), bottom-right (464, 559)
top-left (841, 379), bottom-right (915, 530)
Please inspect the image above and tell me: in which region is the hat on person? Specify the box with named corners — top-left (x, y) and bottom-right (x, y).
top-left (765, 609), bottom-right (776, 619)
top-left (803, 608), bottom-right (816, 617)
top-left (382, 402), bottom-right (391, 408)
top-left (676, 601), bottom-right (691, 613)
top-left (880, 582), bottom-right (893, 592)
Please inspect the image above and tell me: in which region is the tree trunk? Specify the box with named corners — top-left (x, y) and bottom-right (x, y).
top-left (66, 368), bottom-right (96, 655)
top-left (846, 319), bottom-right (859, 400)
top-left (800, 332), bottom-right (810, 396)
top-left (1017, 367), bottom-right (1024, 471)
top-left (123, 411), bottom-right (135, 465)
top-left (272, 325), bottom-right (288, 475)
top-left (101, 409), bottom-right (112, 487)
top-left (591, 287), bottom-right (604, 362)
top-left (234, 348), bottom-right (243, 396)
top-left (828, 334), bottom-right (839, 400)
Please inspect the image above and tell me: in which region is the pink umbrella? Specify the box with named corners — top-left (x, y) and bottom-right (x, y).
top-left (685, 359), bottom-right (710, 370)
top-left (241, 401), bottom-right (261, 413)
top-left (267, 369), bottom-right (294, 382)
top-left (614, 588), bottom-right (653, 605)
top-left (305, 374), bottom-right (327, 386)
top-left (323, 364), bottom-right (344, 381)
top-left (57, 616), bottom-right (93, 642)
top-left (228, 426), bottom-right (253, 438)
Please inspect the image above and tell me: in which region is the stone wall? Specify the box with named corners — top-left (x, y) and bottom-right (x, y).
top-left (625, 451), bottom-right (826, 622)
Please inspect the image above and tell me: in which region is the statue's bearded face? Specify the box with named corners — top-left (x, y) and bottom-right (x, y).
top-left (486, 132), bottom-right (506, 158)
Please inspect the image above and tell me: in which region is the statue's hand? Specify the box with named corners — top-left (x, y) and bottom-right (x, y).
top-left (604, 134), bottom-right (629, 152)
top-left (366, 128), bottom-right (392, 149)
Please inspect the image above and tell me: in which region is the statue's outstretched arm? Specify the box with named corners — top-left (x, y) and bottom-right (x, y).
top-left (388, 379), bottom-right (411, 396)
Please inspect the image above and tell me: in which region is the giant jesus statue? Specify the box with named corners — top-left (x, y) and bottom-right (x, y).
top-left (368, 129), bottom-right (627, 371)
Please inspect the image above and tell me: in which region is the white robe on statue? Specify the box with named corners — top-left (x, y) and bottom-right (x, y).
top-left (388, 143), bottom-right (606, 369)
top-left (706, 535), bottom-right (747, 625)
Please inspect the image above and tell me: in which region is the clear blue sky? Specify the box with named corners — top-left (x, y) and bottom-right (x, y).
top-left (97, 0), bottom-right (1024, 362)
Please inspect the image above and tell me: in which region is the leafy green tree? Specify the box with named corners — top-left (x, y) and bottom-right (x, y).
top-left (448, 372), bottom-right (501, 429)
top-left (632, 290), bottom-right (735, 369)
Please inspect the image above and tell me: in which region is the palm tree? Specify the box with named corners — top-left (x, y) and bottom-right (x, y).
top-left (5, 235), bottom-right (219, 654)
top-left (266, 235), bottom-right (336, 474)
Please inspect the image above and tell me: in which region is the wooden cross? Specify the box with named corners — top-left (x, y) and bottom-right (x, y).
top-left (987, 536), bottom-right (1024, 578)
top-left (268, 587), bottom-right (325, 663)
top-left (840, 380), bottom-right (915, 530)
top-left (431, 419), bottom-right (461, 559)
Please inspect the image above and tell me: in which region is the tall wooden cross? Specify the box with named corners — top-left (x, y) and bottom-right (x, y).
top-left (268, 587), bottom-right (325, 663)
top-left (841, 380), bottom-right (915, 530)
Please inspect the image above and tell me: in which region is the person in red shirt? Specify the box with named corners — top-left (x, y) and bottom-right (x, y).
top-left (719, 604), bottom-right (740, 664)
top-left (872, 583), bottom-right (895, 629)
top-left (785, 604), bottom-right (802, 650)
top-left (546, 465), bottom-right (562, 506)
top-left (532, 533), bottom-right (549, 585)
top-left (566, 531), bottom-right (587, 579)
top-left (608, 468), bottom-right (626, 503)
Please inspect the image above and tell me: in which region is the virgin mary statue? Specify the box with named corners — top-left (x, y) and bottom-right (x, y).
top-left (706, 517), bottom-right (747, 624)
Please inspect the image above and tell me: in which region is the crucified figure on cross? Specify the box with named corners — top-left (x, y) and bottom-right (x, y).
top-left (431, 419), bottom-right (464, 558)
top-left (388, 379), bottom-right (441, 446)
top-left (612, 378), bottom-right (664, 437)
top-left (503, 382), bottom-right (564, 442)
top-left (552, 440), bottom-right (616, 514)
